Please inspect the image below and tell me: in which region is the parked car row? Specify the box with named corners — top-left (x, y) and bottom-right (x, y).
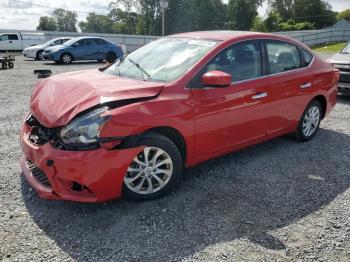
top-left (22, 36), bottom-right (124, 64)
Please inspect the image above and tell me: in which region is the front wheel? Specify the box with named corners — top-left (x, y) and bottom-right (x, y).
top-left (60, 53), bottom-right (73, 64)
top-left (123, 133), bottom-right (183, 201)
top-left (295, 100), bottom-right (322, 142)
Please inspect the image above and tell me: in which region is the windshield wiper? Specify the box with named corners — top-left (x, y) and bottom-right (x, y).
top-left (128, 58), bottom-right (151, 81)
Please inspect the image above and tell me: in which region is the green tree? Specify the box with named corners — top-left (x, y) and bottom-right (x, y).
top-left (52, 8), bottom-right (78, 32)
top-left (264, 12), bottom-right (282, 31)
top-left (251, 16), bottom-right (268, 32)
top-left (37, 16), bottom-right (57, 31)
top-left (228, 0), bottom-right (263, 30)
top-left (278, 19), bottom-right (315, 31)
top-left (79, 13), bottom-right (115, 33)
top-left (337, 9), bottom-right (350, 22)
top-left (109, 0), bottom-right (139, 34)
top-left (268, 0), bottom-right (336, 29)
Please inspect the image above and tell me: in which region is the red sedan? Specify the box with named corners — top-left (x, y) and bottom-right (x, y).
top-left (20, 31), bottom-right (339, 202)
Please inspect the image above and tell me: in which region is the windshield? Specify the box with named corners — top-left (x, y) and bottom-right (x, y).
top-left (341, 42), bottom-right (350, 54)
top-left (104, 37), bottom-right (218, 82)
top-left (63, 38), bottom-right (78, 46)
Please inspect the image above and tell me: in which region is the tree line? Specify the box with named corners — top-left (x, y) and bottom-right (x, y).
top-left (37, 0), bottom-right (350, 35)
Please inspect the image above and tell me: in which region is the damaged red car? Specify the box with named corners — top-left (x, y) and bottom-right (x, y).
top-left (20, 31), bottom-right (339, 202)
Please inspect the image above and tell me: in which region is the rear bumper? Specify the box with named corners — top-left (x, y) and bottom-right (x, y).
top-left (20, 123), bottom-right (142, 202)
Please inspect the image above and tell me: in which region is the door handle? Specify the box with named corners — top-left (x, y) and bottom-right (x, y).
top-left (252, 92), bottom-right (268, 100)
top-left (300, 82), bottom-right (312, 89)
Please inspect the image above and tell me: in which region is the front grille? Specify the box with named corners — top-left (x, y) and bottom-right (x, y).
top-left (339, 73), bottom-right (350, 83)
top-left (27, 160), bottom-right (52, 188)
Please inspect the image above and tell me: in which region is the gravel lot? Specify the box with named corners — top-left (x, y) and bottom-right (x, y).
top-left (1, 55), bottom-right (350, 262)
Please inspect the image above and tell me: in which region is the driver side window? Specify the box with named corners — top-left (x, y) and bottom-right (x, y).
top-left (205, 41), bottom-right (262, 83)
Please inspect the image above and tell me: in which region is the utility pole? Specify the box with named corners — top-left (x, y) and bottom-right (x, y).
top-left (160, 0), bottom-right (168, 36)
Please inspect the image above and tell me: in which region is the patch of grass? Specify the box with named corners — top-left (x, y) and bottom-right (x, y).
top-left (311, 42), bottom-right (348, 53)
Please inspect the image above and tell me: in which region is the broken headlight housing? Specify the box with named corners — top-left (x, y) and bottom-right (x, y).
top-left (60, 107), bottom-right (110, 145)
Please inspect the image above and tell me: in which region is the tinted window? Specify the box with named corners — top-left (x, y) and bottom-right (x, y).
top-left (77, 39), bottom-right (94, 46)
top-left (205, 41), bottom-right (262, 82)
top-left (266, 41), bottom-right (301, 74)
top-left (94, 38), bottom-right (108, 45)
top-left (53, 39), bottom-right (62, 45)
top-left (8, 34), bottom-right (18, 40)
top-left (301, 48), bottom-right (313, 66)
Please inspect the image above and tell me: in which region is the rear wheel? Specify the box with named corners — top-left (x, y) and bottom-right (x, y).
top-left (123, 133), bottom-right (183, 201)
top-left (60, 53), bottom-right (73, 64)
top-left (2, 62), bottom-right (7, 70)
top-left (295, 100), bottom-right (322, 142)
top-left (36, 50), bottom-right (44, 60)
top-left (106, 52), bottom-right (117, 63)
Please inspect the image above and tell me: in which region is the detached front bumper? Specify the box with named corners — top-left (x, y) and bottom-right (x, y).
top-left (20, 123), bottom-right (142, 202)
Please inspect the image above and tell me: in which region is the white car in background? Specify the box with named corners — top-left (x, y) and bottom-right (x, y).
top-left (23, 37), bottom-right (71, 60)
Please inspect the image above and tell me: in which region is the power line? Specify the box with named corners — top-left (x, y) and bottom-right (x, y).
top-left (11, 0), bottom-right (107, 15)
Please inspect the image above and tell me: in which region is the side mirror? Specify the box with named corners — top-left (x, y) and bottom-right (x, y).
top-left (201, 70), bottom-right (232, 88)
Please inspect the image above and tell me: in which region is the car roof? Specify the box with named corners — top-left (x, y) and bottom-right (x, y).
top-left (169, 31), bottom-right (287, 42)
top-left (73, 36), bottom-right (104, 40)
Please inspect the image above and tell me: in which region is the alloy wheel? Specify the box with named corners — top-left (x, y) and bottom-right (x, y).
top-left (124, 147), bottom-right (173, 195)
top-left (302, 106), bottom-right (320, 137)
top-left (62, 54), bottom-right (72, 64)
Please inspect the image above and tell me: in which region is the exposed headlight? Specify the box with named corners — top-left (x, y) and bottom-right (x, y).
top-left (60, 107), bottom-right (110, 145)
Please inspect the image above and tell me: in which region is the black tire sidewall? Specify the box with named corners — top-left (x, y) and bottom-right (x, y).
top-left (2, 62), bottom-right (7, 69)
top-left (296, 100), bottom-right (322, 142)
top-left (106, 52), bottom-right (117, 63)
top-left (36, 50), bottom-right (43, 60)
top-left (123, 133), bottom-right (183, 201)
top-left (8, 62), bottom-right (14, 68)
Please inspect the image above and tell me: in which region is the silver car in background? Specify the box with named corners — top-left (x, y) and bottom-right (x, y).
top-left (329, 42), bottom-right (350, 92)
top-left (23, 37), bottom-right (71, 60)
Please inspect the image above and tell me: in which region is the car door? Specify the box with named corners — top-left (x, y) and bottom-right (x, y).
top-left (93, 39), bottom-right (107, 60)
top-left (0, 34), bottom-right (21, 50)
top-left (191, 40), bottom-right (270, 159)
top-left (73, 39), bottom-right (94, 60)
top-left (262, 40), bottom-right (315, 135)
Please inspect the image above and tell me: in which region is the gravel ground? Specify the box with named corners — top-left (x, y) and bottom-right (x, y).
top-left (1, 55), bottom-right (350, 262)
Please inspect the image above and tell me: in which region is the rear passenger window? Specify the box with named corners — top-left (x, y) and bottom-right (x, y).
top-left (8, 34), bottom-right (19, 40)
top-left (266, 41), bottom-right (301, 74)
top-left (301, 49), bottom-right (313, 66)
top-left (205, 41), bottom-right (262, 82)
top-left (94, 39), bottom-right (107, 45)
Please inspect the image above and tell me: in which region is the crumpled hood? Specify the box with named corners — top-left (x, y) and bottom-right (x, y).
top-left (329, 53), bottom-right (350, 64)
top-left (30, 69), bottom-right (164, 128)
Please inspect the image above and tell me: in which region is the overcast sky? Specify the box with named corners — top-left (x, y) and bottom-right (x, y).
top-left (0, 0), bottom-right (348, 31)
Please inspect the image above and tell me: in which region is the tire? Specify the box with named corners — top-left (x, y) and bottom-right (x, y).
top-left (295, 100), bottom-right (322, 142)
top-left (60, 53), bottom-right (73, 64)
top-left (2, 62), bottom-right (7, 70)
top-left (106, 52), bottom-right (117, 63)
top-left (8, 62), bottom-right (14, 68)
top-left (36, 50), bottom-right (44, 61)
top-left (123, 132), bottom-right (183, 201)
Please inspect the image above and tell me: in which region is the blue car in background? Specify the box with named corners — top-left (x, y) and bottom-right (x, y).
top-left (43, 37), bottom-right (124, 64)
